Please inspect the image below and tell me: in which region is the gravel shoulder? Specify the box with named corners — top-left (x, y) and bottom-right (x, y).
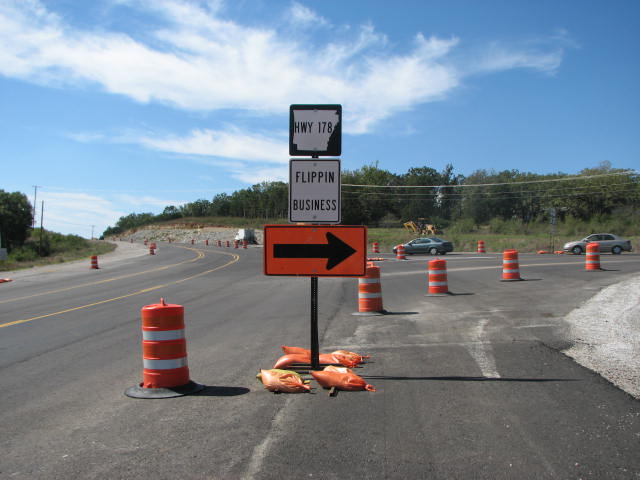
top-left (562, 274), bottom-right (640, 399)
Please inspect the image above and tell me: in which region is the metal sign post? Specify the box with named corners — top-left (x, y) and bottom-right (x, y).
top-left (265, 104), bottom-right (354, 370)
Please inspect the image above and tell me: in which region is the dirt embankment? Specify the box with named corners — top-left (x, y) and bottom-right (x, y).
top-left (107, 224), bottom-right (264, 245)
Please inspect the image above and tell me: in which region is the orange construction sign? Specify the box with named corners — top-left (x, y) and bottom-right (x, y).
top-left (264, 225), bottom-right (367, 277)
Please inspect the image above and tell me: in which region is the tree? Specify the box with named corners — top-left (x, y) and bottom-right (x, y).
top-left (0, 190), bottom-right (33, 253)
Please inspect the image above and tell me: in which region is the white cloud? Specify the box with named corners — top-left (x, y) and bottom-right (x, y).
top-left (288, 2), bottom-right (329, 26)
top-left (136, 128), bottom-right (288, 163)
top-left (0, 0), bottom-right (567, 135)
top-left (228, 164), bottom-right (288, 184)
top-left (38, 191), bottom-right (126, 237)
top-left (114, 194), bottom-right (187, 209)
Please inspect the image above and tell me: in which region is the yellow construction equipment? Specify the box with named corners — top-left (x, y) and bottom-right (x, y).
top-left (403, 220), bottom-right (439, 235)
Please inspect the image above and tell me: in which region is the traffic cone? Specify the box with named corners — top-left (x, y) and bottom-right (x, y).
top-left (585, 243), bottom-right (602, 271)
top-left (427, 259), bottom-right (449, 295)
top-left (125, 298), bottom-right (204, 399)
top-left (501, 249), bottom-right (522, 281)
top-left (354, 263), bottom-right (385, 315)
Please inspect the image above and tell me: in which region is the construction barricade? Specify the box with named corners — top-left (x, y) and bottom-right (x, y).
top-left (354, 263), bottom-right (385, 315)
top-left (427, 259), bottom-right (449, 295)
top-left (501, 249), bottom-right (522, 281)
top-left (585, 242), bottom-right (602, 271)
top-left (125, 298), bottom-right (203, 399)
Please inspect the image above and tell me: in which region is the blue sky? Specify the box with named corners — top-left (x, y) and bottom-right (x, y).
top-left (1, 0), bottom-right (638, 238)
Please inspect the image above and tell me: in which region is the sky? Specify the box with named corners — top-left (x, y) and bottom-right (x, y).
top-left (1, 0), bottom-right (639, 238)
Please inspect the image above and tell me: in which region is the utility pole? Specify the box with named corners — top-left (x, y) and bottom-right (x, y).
top-left (91, 225), bottom-right (95, 240)
top-left (32, 185), bottom-right (41, 228)
top-left (39, 201), bottom-right (44, 256)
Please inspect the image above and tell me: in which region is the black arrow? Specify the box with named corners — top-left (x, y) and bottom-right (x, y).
top-left (273, 232), bottom-right (357, 270)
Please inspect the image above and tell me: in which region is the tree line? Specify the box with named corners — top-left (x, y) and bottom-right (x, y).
top-left (102, 161), bottom-right (639, 237)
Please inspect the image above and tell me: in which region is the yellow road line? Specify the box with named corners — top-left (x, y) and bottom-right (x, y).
top-left (0, 251), bottom-right (240, 329)
top-left (0, 246), bottom-right (205, 305)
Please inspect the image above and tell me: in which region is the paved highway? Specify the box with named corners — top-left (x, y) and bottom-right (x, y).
top-left (1, 243), bottom-right (639, 479)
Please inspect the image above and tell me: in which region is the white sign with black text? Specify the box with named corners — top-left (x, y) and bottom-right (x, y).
top-left (289, 158), bottom-right (341, 224)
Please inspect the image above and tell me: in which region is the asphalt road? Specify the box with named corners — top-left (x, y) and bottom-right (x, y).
top-left (1, 243), bottom-right (639, 479)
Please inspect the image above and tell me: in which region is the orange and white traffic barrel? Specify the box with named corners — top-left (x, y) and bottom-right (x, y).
top-left (217, 240), bottom-right (222, 247)
top-left (501, 249), bottom-right (522, 281)
top-left (477, 240), bottom-right (486, 253)
top-left (355, 263), bottom-right (385, 314)
top-left (428, 258), bottom-right (449, 295)
top-left (191, 239), bottom-right (194, 245)
top-left (234, 240), bottom-right (239, 249)
top-left (149, 246), bottom-right (155, 255)
top-left (226, 240), bottom-right (230, 247)
top-left (242, 240), bottom-right (247, 249)
top-left (585, 242), bottom-right (602, 271)
top-left (396, 244), bottom-right (406, 260)
top-left (372, 242), bottom-right (380, 254)
top-left (205, 239), bottom-right (209, 246)
top-left (90, 255), bottom-right (99, 269)
top-left (125, 298), bottom-right (203, 398)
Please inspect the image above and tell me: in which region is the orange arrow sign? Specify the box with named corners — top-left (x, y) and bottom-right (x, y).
top-left (264, 225), bottom-right (367, 276)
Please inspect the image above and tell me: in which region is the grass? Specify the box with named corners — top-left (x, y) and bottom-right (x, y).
top-left (367, 230), bottom-right (638, 254)
top-left (0, 231), bottom-right (116, 272)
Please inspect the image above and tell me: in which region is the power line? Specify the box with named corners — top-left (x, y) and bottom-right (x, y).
top-left (342, 170), bottom-right (638, 189)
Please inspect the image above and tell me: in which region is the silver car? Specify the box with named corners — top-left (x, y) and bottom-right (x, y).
top-left (393, 237), bottom-right (454, 255)
top-left (563, 233), bottom-right (632, 255)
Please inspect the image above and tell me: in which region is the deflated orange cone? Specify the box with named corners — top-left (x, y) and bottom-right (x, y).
top-left (311, 367), bottom-right (376, 392)
top-left (274, 351), bottom-right (359, 368)
top-left (281, 346), bottom-right (370, 364)
top-left (257, 369), bottom-right (311, 393)
top-left (281, 345), bottom-right (310, 355)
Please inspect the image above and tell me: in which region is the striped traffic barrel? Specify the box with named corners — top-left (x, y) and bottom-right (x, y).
top-left (372, 242), bottom-right (380, 254)
top-left (585, 243), bottom-right (601, 271)
top-left (90, 255), bottom-right (99, 269)
top-left (477, 240), bottom-right (486, 253)
top-left (357, 263), bottom-right (384, 313)
top-left (501, 249), bottom-right (521, 281)
top-left (428, 259), bottom-right (448, 294)
top-left (126, 298), bottom-right (203, 398)
top-left (396, 244), bottom-right (406, 260)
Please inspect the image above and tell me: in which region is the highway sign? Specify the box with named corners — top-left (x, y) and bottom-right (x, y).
top-left (289, 105), bottom-right (341, 156)
top-left (289, 158), bottom-right (341, 223)
top-left (264, 225), bottom-right (366, 276)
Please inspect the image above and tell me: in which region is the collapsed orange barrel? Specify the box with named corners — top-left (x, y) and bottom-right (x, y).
top-left (90, 255), bottom-right (99, 269)
top-left (357, 263), bottom-right (384, 313)
top-left (125, 298), bottom-right (203, 399)
top-left (501, 249), bottom-right (521, 281)
top-left (477, 240), bottom-right (486, 253)
top-left (428, 259), bottom-right (448, 294)
top-left (396, 244), bottom-right (406, 260)
top-left (372, 242), bottom-right (380, 254)
top-left (585, 242), bottom-right (601, 271)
